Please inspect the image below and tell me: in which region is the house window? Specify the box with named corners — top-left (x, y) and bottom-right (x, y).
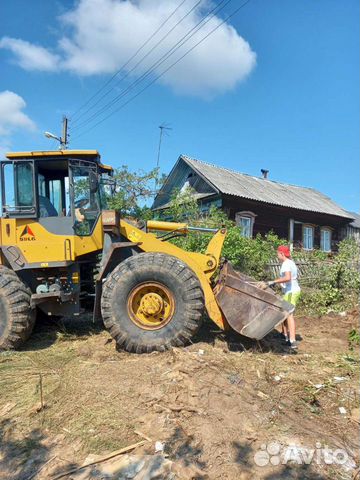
top-left (320, 228), bottom-right (332, 252)
top-left (303, 225), bottom-right (314, 250)
top-left (235, 211), bottom-right (256, 238)
top-left (239, 217), bottom-right (252, 237)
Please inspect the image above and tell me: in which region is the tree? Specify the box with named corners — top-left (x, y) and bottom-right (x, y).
top-left (165, 186), bottom-right (200, 223)
top-left (107, 165), bottom-right (159, 218)
top-left (165, 189), bottom-right (284, 279)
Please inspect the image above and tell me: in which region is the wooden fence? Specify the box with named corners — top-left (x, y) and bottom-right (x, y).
top-left (265, 259), bottom-right (359, 286)
top-left (266, 260), bottom-right (315, 285)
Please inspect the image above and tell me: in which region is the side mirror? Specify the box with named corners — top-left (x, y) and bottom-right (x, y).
top-left (89, 171), bottom-right (99, 194)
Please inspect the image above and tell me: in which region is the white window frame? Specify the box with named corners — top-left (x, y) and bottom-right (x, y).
top-left (320, 227), bottom-right (332, 252)
top-left (235, 211), bottom-right (256, 238)
top-left (303, 225), bottom-right (314, 250)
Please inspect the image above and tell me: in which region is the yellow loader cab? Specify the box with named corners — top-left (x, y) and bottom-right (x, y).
top-left (0, 150), bottom-right (293, 352)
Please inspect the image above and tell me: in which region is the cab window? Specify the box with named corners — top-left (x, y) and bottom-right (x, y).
top-left (37, 160), bottom-right (70, 217)
top-left (1, 161), bottom-right (36, 217)
top-left (71, 161), bottom-right (100, 236)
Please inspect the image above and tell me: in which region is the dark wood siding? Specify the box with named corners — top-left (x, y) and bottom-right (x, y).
top-left (222, 195), bottom-right (349, 248)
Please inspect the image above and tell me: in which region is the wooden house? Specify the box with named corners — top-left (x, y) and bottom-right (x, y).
top-left (152, 155), bottom-right (356, 252)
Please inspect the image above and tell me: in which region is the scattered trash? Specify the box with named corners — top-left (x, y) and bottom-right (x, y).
top-left (333, 376), bottom-right (347, 383)
top-left (198, 349), bottom-right (205, 356)
top-left (154, 441), bottom-right (165, 453)
top-left (52, 441), bottom-right (147, 479)
top-left (228, 373), bottom-right (242, 385)
top-left (314, 384), bottom-right (324, 389)
top-left (339, 312), bottom-right (347, 317)
top-left (274, 375), bottom-right (281, 382)
top-left (339, 407), bottom-right (347, 415)
top-left (55, 454), bottom-right (173, 480)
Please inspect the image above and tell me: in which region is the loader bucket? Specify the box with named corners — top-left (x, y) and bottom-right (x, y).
top-left (214, 261), bottom-right (294, 340)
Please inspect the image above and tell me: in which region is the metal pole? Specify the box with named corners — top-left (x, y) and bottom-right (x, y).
top-left (61, 116), bottom-right (68, 149)
top-left (155, 124), bottom-right (172, 192)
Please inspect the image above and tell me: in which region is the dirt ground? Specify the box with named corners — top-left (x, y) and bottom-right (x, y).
top-left (0, 308), bottom-right (359, 480)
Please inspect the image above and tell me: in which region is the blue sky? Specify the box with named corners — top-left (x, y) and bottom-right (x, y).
top-left (0, 0), bottom-right (359, 212)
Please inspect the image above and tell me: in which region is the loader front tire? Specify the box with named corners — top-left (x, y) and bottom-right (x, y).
top-left (0, 268), bottom-right (35, 350)
top-left (101, 253), bottom-right (205, 353)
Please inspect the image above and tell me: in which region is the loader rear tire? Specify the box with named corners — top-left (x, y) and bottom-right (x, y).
top-left (101, 253), bottom-right (205, 353)
top-left (0, 267), bottom-right (35, 350)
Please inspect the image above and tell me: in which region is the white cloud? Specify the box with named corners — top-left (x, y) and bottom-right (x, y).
top-left (0, 37), bottom-right (59, 71)
top-left (0, 0), bottom-right (256, 97)
top-left (0, 91), bottom-right (36, 136)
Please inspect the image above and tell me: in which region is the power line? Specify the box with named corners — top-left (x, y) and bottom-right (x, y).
top-left (72, 0), bottom-right (251, 141)
top-left (71, 0), bottom-right (201, 125)
top-left (72, 0), bottom-right (230, 132)
top-left (72, 0), bottom-right (248, 140)
top-left (70, 0), bottom-right (189, 122)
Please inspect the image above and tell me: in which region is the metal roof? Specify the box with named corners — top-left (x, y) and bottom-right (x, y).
top-left (181, 155), bottom-right (354, 219)
top-left (348, 211), bottom-right (360, 228)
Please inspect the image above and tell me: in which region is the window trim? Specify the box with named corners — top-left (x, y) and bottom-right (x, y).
top-left (320, 227), bottom-right (332, 252)
top-left (235, 211), bottom-right (257, 238)
top-left (302, 224), bottom-right (315, 250)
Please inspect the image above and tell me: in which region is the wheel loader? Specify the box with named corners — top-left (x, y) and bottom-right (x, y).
top-left (0, 150), bottom-right (293, 352)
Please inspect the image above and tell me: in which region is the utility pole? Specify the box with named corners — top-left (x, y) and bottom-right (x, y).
top-left (61, 116), bottom-right (69, 149)
top-left (44, 116), bottom-right (69, 150)
top-left (155, 123), bottom-right (172, 192)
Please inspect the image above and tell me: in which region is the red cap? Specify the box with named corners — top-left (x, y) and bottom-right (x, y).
top-left (277, 245), bottom-right (291, 257)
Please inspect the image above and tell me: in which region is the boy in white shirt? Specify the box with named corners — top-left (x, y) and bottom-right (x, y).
top-left (268, 245), bottom-right (301, 350)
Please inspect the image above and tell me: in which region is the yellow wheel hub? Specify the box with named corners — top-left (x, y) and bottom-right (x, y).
top-left (127, 282), bottom-right (175, 330)
top-left (140, 292), bottom-right (163, 316)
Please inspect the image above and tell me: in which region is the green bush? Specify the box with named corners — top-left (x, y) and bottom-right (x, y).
top-left (296, 238), bottom-right (360, 315)
top-left (162, 189), bottom-right (285, 279)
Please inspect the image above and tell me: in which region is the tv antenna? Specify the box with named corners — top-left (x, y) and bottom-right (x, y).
top-left (155, 123), bottom-right (172, 191)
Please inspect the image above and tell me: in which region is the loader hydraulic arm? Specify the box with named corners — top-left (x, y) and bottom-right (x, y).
top-left (146, 220), bottom-right (220, 235)
top-left (145, 220), bottom-right (227, 276)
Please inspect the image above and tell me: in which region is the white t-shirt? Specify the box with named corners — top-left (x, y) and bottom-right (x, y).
top-left (280, 259), bottom-right (300, 294)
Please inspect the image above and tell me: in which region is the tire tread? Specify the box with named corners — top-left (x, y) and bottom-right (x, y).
top-left (101, 253), bottom-right (205, 353)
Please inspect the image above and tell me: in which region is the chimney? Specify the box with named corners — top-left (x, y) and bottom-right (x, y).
top-left (261, 169), bottom-right (269, 179)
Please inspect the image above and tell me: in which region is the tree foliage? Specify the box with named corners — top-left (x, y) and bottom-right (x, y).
top-left (164, 188), bottom-right (285, 279)
top-left (107, 165), bottom-right (158, 218)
